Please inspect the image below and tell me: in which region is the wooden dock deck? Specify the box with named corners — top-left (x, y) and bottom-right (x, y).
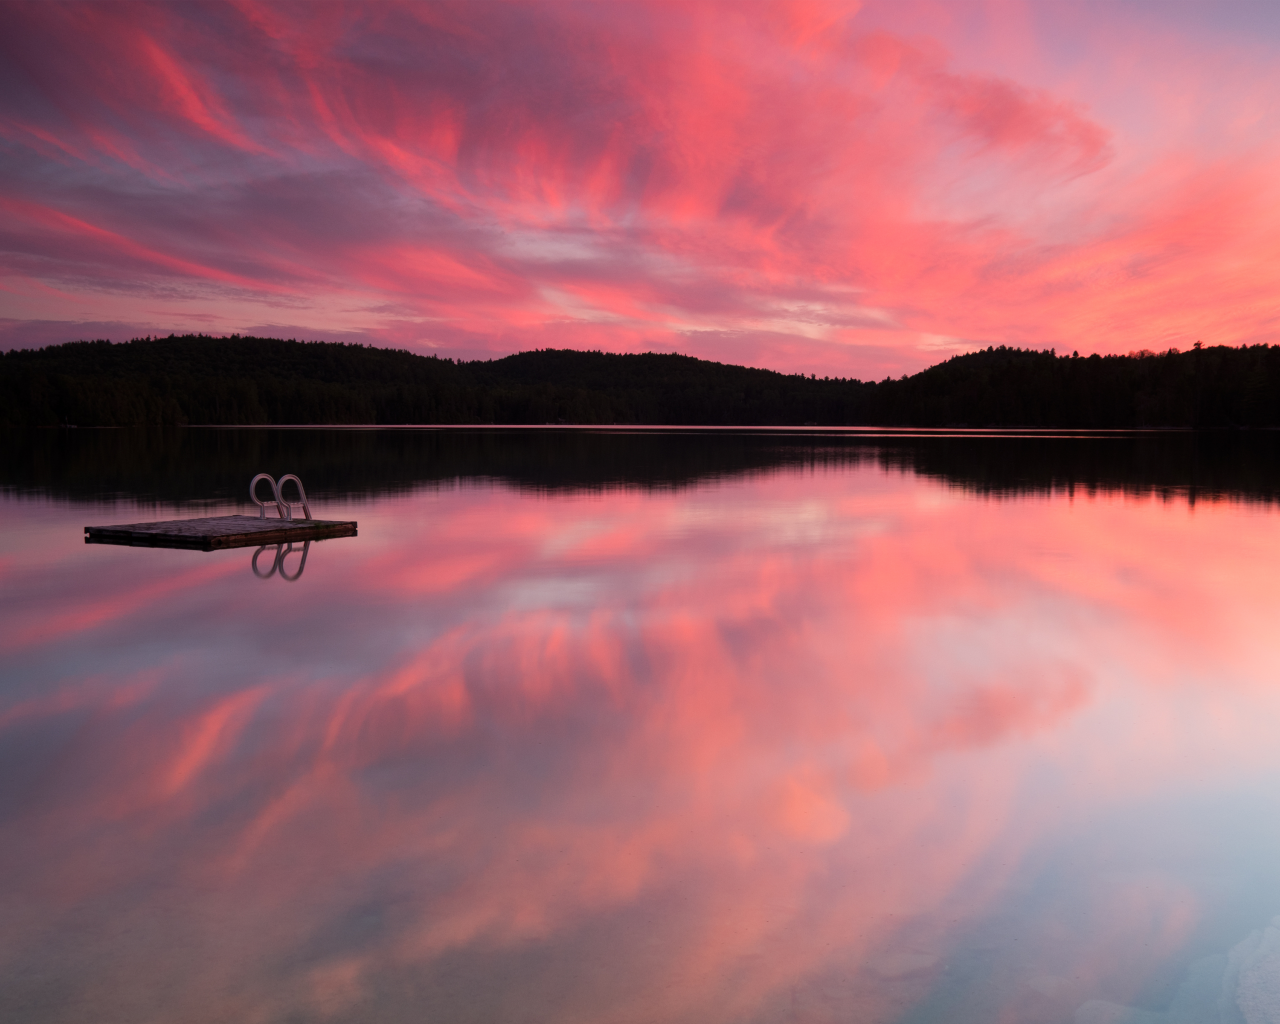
top-left (85, 515), bottom-right (358, 551)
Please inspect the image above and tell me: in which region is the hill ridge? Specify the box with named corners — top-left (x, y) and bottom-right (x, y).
top-left (3, 334), bottom-right (1278, 428)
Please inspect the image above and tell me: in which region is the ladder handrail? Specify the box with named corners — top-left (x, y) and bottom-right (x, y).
top-left (249, 473), bottom-right (286, 519)
top-left (249, 473), bottom-right (313, 520)
top-left (276, 474), bottom-right (313, 520)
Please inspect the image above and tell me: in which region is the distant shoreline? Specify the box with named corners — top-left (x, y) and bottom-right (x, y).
top-left (4, 334), bottom-right (1279, 429)
top-left (12, 423), bottom-right (1222, 435)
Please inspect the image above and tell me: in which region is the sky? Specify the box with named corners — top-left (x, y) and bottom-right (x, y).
top-left (1, 0), bottom-right (1279, 378)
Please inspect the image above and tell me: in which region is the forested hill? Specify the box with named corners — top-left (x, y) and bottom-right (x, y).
top-left (3, 334), bottom-right (1280, 428)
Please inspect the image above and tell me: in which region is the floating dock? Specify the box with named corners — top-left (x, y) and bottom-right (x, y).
top-left (85, 515), bottom-right (358, 551)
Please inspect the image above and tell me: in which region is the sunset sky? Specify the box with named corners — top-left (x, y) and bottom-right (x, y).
top-left (2, 0), bottom-right (1279, 378)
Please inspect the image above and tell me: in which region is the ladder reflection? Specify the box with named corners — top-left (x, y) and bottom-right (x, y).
top-left (251, 540), bottom-right (311, 581)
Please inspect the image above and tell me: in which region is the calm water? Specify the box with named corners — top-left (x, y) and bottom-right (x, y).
top-left (3, 428), bottom-right (1280, 1024)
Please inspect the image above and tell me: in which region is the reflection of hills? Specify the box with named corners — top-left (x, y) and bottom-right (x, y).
top-left (881, 432), bottom-right (1280, 505)
top-left (4, 427), bottom-right (1280, 505)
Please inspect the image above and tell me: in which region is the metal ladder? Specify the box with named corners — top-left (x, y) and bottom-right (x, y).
top-left (249, 473), bottom-right (313, 520)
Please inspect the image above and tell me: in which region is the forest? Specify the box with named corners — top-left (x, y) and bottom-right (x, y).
top-left (3, 333), bottom-right (1280, 428)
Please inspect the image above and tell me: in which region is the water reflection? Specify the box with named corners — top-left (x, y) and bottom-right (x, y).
top-left (250, 540), bottom-right (312, 581)
top-left (2, 433), bottom-right (1280, 1023)
top-left (6, 426), bottom-right (1280, 505)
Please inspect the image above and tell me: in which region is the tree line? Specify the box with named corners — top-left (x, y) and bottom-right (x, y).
top-left (3, 334), bottom-right (1280, 428)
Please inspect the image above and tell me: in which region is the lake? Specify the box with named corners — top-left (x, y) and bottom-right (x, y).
top-left (3, 428), bottom-right (1280, 1024)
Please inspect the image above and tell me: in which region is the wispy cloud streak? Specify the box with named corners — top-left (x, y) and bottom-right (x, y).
top-left (1, 1), bottom-right (1278, 374)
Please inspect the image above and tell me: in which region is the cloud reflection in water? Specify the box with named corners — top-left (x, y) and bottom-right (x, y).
top-left (3, 461), bottom-right (1280, 1023)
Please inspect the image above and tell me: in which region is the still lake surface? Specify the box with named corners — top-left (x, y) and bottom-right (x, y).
top-left (3, 428), bottom-right (1280, 1024)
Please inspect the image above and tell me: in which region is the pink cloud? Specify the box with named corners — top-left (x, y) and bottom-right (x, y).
top-left (1, 1), bottom-right (1278, 373)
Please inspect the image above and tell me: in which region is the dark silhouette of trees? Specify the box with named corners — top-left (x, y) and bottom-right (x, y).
top-left (3, 334), bottom-right (1280, 428)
